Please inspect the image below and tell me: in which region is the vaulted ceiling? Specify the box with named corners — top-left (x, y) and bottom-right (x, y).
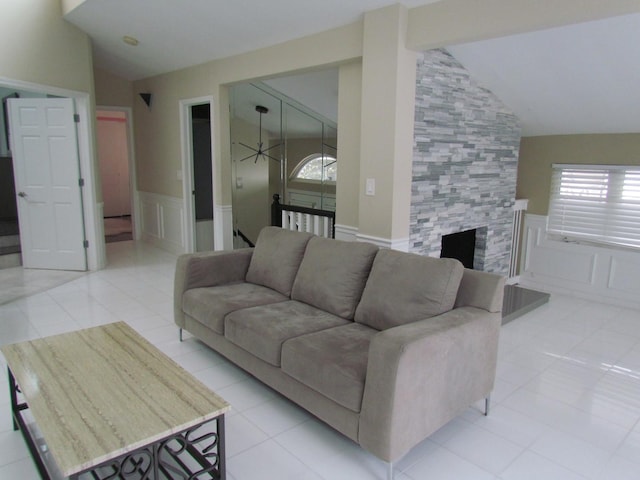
top-left (65, 1), bottom-right (640, 137)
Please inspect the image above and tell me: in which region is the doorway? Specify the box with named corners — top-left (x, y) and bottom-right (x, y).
top-left (191, 103), bottom-right (214, 251)
top-left (96, 109), bottom-right (134, 243)
top-left (180, 97), bottom-right (216, 253)
top-left (0, 79), bottom-right (102, 271)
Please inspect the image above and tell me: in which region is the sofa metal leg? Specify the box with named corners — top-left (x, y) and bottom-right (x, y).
top-left (485, 395), bottom-right (491, 416)
top-left (179, 328), bottom-right (183, 342)
top-left (387, 461), bottom-right (394, 480)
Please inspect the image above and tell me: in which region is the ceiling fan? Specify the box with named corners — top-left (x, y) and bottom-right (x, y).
top-left (238, 105), bottom-right (281, 163)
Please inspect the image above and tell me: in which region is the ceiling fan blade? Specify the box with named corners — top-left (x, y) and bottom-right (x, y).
top-left (238, 142), bottom-right (259, 153)
top-left (239, 152), bottom-right (258, 162)
top-left (261, 142), bottom-right (282, 154)
top-left (263, 152), bottom-right (281, 163)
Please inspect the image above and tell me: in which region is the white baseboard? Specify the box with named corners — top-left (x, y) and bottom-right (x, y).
top-left (215, 204), bottom-right (233, 251)
top-left (334, 224), bottom-right (358, 242)
top-left (356, 232), bottom-right (410, 252)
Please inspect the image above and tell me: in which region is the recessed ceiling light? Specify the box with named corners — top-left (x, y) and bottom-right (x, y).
top-left (123, 36), bottom-right (139, 46)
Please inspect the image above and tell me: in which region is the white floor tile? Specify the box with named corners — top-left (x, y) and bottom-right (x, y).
top-left (228, 440), bottom-right (321, 480)
top-left (500, 451), bottom-right (588, 480)
top-left (442, 422), bottom-right (524, 475)
top-left (274, 419), bottom-right (361, 472)
top-left (596, 454), bottom-right (640, 480)
top-left (0, 431), bottom-right (30, 467)
top-left (529, 429), bottom-right (611, 479)
top-left (242, 396), bottom-right (312, 437)
top-left (472, 405), bottom-right (551, 448)
top-left (225, 414), bottom-right (269, 458)
top-left (403, 443), bottom-right (496, 480)
top-left (192, 361), bottom-right (250, 391)
top-left (615, 430), bottom-right (640, 466)
top-left (0, 242), bottom-right (639, 480)
top-left (0, 457), bottom-right (40, 480)
top-left (216, 377), bottom-right (277, 413)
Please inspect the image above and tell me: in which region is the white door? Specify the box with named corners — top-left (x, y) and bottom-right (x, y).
top-left (8, 98), bottom-right (87, 271)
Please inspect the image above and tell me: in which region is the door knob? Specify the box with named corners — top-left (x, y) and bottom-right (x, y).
top-left (18, 191), bottom-right (27, 198)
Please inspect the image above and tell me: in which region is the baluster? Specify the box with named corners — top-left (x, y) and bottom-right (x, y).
top-left (295, 212), bottom-right (303, 232)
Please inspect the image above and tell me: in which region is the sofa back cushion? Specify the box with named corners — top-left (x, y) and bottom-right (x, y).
top-left (245, 227), bottom-right (314, 296)
top-left (355, 249), bottom-right (464, 330)
top-left (291, 237), bottom-right (379, 319)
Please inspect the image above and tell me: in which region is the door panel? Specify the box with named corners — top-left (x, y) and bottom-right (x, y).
top-left (8, 98), bottom-right (86, 271)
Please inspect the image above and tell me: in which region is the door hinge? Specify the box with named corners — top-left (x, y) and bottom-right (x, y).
top-left (79, 178), bottom-right (85, 187)
top-left (74, 114), bottom-right (80, 123)
top-left (83, 240), bottom-right (89, 249)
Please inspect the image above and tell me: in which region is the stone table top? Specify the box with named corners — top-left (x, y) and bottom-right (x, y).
top-left (1, 321), bottom-right (229, 477)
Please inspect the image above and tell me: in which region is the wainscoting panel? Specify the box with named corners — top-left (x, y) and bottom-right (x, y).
top-left (607, 255), bottom-right (640, 295)
top-left (138, 192), bottom-right (187, 254)
top-left (141, 197), bottom-right (161, 239)
top-left (520, 214), bottom-right (640, 309)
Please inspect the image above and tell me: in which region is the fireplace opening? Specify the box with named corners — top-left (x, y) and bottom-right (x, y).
top-left (441, 229), bottom-right (476, 269)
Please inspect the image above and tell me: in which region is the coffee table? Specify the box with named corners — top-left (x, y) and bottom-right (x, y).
top-left (1, 321), bottom-right (230, 479)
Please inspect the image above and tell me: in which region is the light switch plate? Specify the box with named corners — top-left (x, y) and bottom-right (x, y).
top-left (366, 178), bottom-right (375, 196)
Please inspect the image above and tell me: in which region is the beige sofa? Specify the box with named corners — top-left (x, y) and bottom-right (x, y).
top-left (174, 227), bottom-right (505, 476)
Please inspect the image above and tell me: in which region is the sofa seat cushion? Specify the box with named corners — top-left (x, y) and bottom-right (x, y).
top-left (281, 323), bottom-right (377, 413)
top-left (224, 301), bottom-right (350, 367)
top-left (245, 227), bottom-right (314, 296)
top-left (291, 237), bottom-right (378, 319)
top-left (182, 283), bottom-right (288, 334)
top-left (355, 249), bottom-right (464, 331)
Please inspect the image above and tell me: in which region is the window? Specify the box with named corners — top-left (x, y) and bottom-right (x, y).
top-left (548, 164), bottom-right (640, 249)
top-left (290, 154), bottom-right (336, 182)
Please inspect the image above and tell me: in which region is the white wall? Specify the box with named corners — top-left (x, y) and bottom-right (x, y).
top-left (96, 110), bottom-right (130, 217)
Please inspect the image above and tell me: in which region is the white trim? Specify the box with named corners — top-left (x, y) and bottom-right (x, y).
top-left (552, 163), bottom-right (640, 171)
top-left (179, 96), bottom-right (217, 253)
top-left (96, 106), bottom-right (140, 241)
top-left (513, 198), bottom-right (529, 211)
top-left (334, 224), bottom-right (358, 242)
top-left (74, 96), bottom-right (102, 270)
top-left (96, 202), bottom-right (106, 269)
top-left (0, 76), bottom-right (103, 271)
top-left (0, 76), bottom-right (87, 98)
top-left (505, 275), bottom-right (521, 285)
top-left (356, 233), bottom-right (410, 251)
top-left (215, 204), bottom-right (234, 250)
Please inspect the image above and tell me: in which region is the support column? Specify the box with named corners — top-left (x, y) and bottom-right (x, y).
top-left (358, 4), bottom-right (416, 250)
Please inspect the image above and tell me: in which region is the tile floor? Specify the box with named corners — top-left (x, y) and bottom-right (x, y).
top-left (1, 240), bottom-right (639, 479)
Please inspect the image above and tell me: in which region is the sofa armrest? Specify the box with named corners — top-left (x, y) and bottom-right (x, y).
top-left (455, 268), bottom-right (505, 312)
top-left (358, 307), bottom-right (501, 462)
top-left (174, 248), bottom-right (253, 328)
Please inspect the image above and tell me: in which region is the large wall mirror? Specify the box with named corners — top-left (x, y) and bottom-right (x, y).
top-left (230, 70), bottom-right (338, 247)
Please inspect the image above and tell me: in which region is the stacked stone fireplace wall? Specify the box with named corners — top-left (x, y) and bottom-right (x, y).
top-left (410, 49), bottom-right (521, 275)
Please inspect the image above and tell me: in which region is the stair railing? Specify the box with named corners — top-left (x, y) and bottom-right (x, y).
top-left (271, 194), bottom-right (335, 238)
